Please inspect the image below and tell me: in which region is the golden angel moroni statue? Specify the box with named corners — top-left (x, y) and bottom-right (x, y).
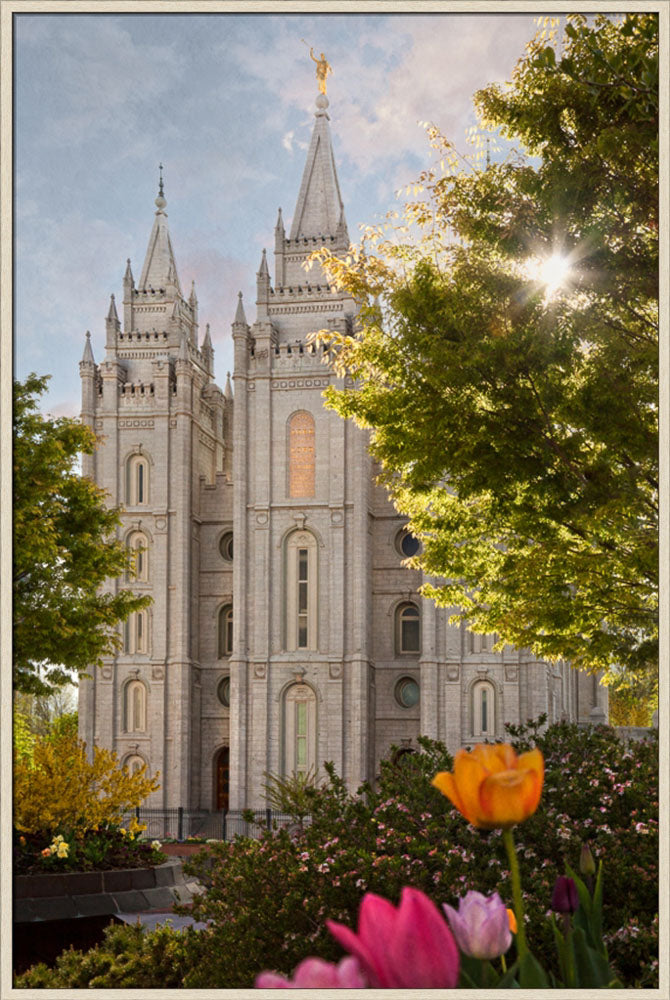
top-left (309, 46), bottom-right (332, 95)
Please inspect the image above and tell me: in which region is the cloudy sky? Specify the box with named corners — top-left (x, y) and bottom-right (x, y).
top-left (14, 10), bottom-right (542, 416)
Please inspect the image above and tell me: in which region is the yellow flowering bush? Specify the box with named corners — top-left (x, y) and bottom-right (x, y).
top-left (14, 730), bottom-right (159, 834)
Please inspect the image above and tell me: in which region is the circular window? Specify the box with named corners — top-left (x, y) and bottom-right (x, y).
top-left (217, 676), bottom-right (231, 707)
top-left (219, 531), bottom-right (234, 561)
top-left (395, 529), bottom-right (420, 558)
top-left (395, 677), bottom-right (420, 709)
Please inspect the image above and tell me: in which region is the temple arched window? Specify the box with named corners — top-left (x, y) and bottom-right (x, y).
top-left (282, 682), bottom-right (317, 777)
top-left (126, 454), bottom-right (149, 506)
top-left (123, 680), bottom-right (147, 733)
top-left (395, 602), bottom-right (420, 655)
top-left (472, 680), bottom-right (496, 738)
top-left (288, 411), bottom-right (315, 498)
top-left (285, 531), bottom-right (318, 651)
top-left (127, 531), bottom-right (149, 582)
top-left (218, 605), bottom-right (233, 658)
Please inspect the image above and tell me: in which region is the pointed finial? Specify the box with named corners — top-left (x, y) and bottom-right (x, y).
top-left (224, 371), bottom-right (233, 400)
top-left (189, 279), bottom-right (198, 304)
top-left (203, 322), bottom-right (212, 349)
top-left (275, 207), bottom-right (284, 231)
top-left (258, 248), bottom-right (269, 276)
top-left (81, 330), bottom-right (95, 364)
top-left (107, 293), bottom-right (119, 321)
top-left (155, 163), bottom-right (167, 212)
top-left (234, 290), bottom-right (247, 325)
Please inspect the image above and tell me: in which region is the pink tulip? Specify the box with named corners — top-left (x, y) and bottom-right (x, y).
top-left (255, 956), bottom-right (367, 989)
top-left (442, 890), bottom-right (512, 960)
top-left (326, 887), bottom-right (460, 989)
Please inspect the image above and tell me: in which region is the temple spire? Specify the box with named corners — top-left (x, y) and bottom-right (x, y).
top-left (138, 167), bottom-right (182, 295)
top-left (224, 371), bottom-right (233, 400)
top-left (289, 93), bottom-right (347, 241)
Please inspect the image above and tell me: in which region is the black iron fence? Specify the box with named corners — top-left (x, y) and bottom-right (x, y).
top-left (122, 807), bottom-right (305, 843)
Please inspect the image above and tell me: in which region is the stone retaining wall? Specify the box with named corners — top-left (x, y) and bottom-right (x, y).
top-left (14, 859), bottom-right (196, 923)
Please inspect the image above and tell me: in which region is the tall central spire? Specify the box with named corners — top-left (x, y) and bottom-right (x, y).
top-left (139, 168), bottom-right (182, 294)
top-left (289, 94), bottom-right (348, 242)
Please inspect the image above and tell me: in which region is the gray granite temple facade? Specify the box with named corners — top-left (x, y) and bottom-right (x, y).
top-left (78, 90), bottom-right (606, 812)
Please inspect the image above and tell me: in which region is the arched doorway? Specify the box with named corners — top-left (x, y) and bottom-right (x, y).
top-left (214, 746), bottom-right (230, 812)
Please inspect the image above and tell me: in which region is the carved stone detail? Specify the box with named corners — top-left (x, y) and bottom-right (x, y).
top-left (504, 664), bottom-right (519, 682)
top-left (152, 664), bottom-right (165, 681)
top-left (329, 663), bottom-right (342, 679)
top-left (446, 664), bottom-right (460, 681)
top-left (254, 663), bottom-right (267, 679)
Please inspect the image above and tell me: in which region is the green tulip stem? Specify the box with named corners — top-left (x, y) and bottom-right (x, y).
top-left (502, 827), bottom-right (528, 959)
top-left (501, 954), bottom-right (507, 975)
top-left (562, 913), bottom-right (576, 988)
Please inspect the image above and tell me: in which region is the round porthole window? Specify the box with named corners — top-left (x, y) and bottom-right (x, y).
top-left (395, 529), bottom-right (420, 558)
top-left (217, 677), bottom-right (231, 707)
top-left (219, 531), bottom-right (234, 561)
top-left (395, 676), bottom-right (420, 708)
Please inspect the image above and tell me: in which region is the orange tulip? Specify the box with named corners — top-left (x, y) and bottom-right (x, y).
top-left (432, 743), bottom-right (544, 829)
top-left (507, 908), bottom-right (517, 934)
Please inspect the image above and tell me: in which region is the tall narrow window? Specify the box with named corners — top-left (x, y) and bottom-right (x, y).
top-left (218, 605), bottom-right (233, 658)
top-left (285, 531), bottom-right (318, 651)
top-left (288, 412), bottom-right (315, 498)
top-left (283, 683), bottom-right (317, 776)
top-left (127, 454), bottom-right (150, 506)
top-left (473, 680), bottom-right (496, 737)
top-left (396, 602), bottom-right (420, 655)
top-left (127, 532), bottom-right (149, 582)
top-left (123, 680), bottom-right (147, 732)
top-left (124, 611), bottom-right (149, 654)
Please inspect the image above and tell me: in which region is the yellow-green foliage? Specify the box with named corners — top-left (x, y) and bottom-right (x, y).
top-left (14, 730), bottom-right (159, 834)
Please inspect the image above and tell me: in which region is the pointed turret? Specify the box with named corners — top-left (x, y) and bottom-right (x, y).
top-left (105, 293), bottom-right (120, 348)
top-left (234, 291), bottom-right (247, 327)
top-left (224, 371), bottom-right (233, 401)
top-left (256, 249), bottom-right (270, 318)
top-left (274, 208), bottom-right (286, 286)
top-left (289, 93), bottom-right (347, 241)
top-left (123, 258), bottom-right (134, 289)
top-left (107, 294), bottom-right (119, 323)
top-left (202, 322), bottom-right (214, 376)
top-left (189, 280), bottom-right (198, 307)
top-left (81, 330), bottom-right (95, 365)
top-left (138, 167), bottom-right (182, 295)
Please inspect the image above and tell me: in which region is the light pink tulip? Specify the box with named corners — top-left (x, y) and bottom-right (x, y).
top-left (255, 955), bottom-right (367, 989)
top-left (326, 887), bottom-right (460, 989)
top-left (443, 890), bottom-right (513, 960)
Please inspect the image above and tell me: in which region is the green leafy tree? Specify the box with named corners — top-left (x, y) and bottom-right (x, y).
top-left (312, 14), bottom-right (658, 687)
top-left (14, 374), bottom-right (150, 695)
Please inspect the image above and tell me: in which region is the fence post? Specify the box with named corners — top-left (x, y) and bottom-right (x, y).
top-left (222, 812), bottom-right (227, 842)
top-left (178, 806), bottom-right (184, 842)
top-left (266, 807), bottom-right (271, 830)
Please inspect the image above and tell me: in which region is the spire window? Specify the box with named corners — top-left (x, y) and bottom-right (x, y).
top-left (396, 602), bottom-right (420, 655)
top-left (123, 680), bottom-right (147, 733)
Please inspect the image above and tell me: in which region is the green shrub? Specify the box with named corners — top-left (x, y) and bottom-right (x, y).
top-left (181, 720), bottom-right (657, 989)
top-left (15, 920), bottom-right (203, 988)
top-left (16, 720), bottom-right (657, 988)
